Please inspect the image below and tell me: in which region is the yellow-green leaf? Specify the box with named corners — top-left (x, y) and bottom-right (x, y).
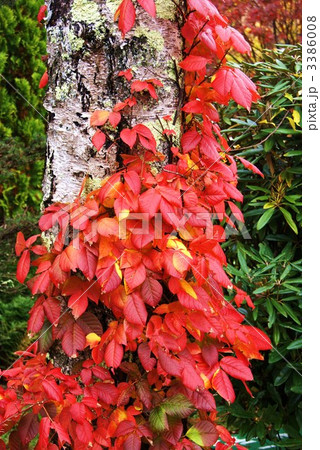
top-left (257, 208), bottom-right (275, 230)
top-left (280, 207), bottom-right (298, 234)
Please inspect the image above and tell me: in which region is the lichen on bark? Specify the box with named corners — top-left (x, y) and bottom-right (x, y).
top-left (155, 0), bottom-right (177, 20)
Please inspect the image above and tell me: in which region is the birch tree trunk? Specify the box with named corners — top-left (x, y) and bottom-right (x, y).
top-left (43, 0), bottom-right (182, 206)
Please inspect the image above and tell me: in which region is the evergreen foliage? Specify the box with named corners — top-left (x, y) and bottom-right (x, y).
top-left (221, 44), bottom-right (302, 449)
top-left (0, 0), bottom-right (46, 367)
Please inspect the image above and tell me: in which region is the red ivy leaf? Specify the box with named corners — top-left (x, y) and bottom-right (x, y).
top-left (141, 277), bottom-right (163, 307)
top-left (104, 339), bottom-right (124, 368)
top-left (115, 0), bottom-right (136, 37)
top-left (18, 413), bottom-right (39, 445)
top-left (124, 292), bottom-right (147, 325)
top-left (39, 70), bottom-right (48, 89)
top-left (230, 28), bottom-right (251, 54)
top-left (119, 68), bottom-right (133, 81)
top-left (68, 294), bottom-right (88, 320)
top-left (187, 388), bottom-right (216, 411)
top-left (137, 0), bottom-right (156, 17)
top-left (158, 349), bottom-right (181, 377)
top-left (17, 250), bottom-right (30, 283)
top-left (109, 111), bottom-right (121, 128)
top-left (37, 417), bottom-right (51, 449)
top-left (116, 420), bottom-right (136, 437)
top-left (186, 420), bottom-right (218, 447)
top-left (139, 188), bottom-right (161, 217)
top-left (220, 356), bottom-right (253, 381)
top-left (51, 422), bottom-right (71, 446)
top-left (181, 364), bottom-right (204, 391)
top-left (61, 322), bottom-right (86, 357)
top-left (188, 0), bottom-right (225, 22)
top-left (124, 432), bottom-right (141, 450)
top-left (135, 124), bottom-right (157, 152)
top-left (28, 305), bottom-right (45, 334)
top-left (76, 420), bottom-right (93, 444)
top-left (120, 128), bottom-right (137, 148)
top-left (92, 130), bottom-right (106, 151)
top-left (90, 110), bottom-right (110, 127)
top-left (95, 382), bottom-right (118, 404)
top-left (37, 5), bottom-right (47, 22)
top-left (202, 344), bottom-right (218, 367)
top-left (124, 171), bottom-right (141, 195)
top-left (237, 156), bottom-right (264, 177)
top-left (42, 379), bottom-right (63, 402)
top-left (124, 264), bottom-right (146, 291)
top-left (15, 231), bottom-right (26, 256)
top-left (138, 342), bottom-right (156, 371)
top-left (212, 67), bottom-right (259, 110)
top-left (212, 367), bottom-right (235, 403)
top-left (181, 130), bottom-right (201, 153)
top-left (179, 55), bottom-right (210, 71)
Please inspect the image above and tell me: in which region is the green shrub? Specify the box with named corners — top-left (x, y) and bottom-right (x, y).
top-left (0, 0), bottom-right (46, 367)
top-left (0, 0), bottom-right (46, 221)
top-left (0, 0), bottom-right (46, 143)
top-left (0, 295), bottom-right (33, 367)
top-left (0, 137), bottom-right (45, 221)
top-left (220, 45), bottom-right (302, 449)
top-left (0, 214), bottom-right (41, 368)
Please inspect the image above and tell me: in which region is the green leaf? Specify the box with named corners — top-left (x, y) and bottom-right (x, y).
top-left (270, 299), bottom-right (288, 317)
top-left (291, 384), bottom-right (302, 394)
top-left (246, 185), bottom-right (270, 193)
top-left (256, 421), bottom-right (266, 440)
top-left (273, 324), bottom-right (281, 346)
top-left (276, 59), bottom-right (288, 69)
top-left (186, 421), bottom-right (218, 447)
top-left (253, 283), bottom-right (275, 294)
top-left (252, 307), bottom-right (258, 320)
top-left (283, 195), bottom-right (301, 203)
top-left (269, 350), bottom-right (284, 364)
top-left (274, 366), bottom-right (291, 386)
top-left (260, 127), bottom-right (301, 135)
top-left (162, 394), bottom-right (194, 418)
top-left (281, 303), bottom-right (301, 324)
top-left (264, 135), bottom-right (275, 152)
top-left (280, 264), bottom-right (292, 280)
top-left (149, 407), bottom-right (168, 432)
top-left (280, 207), bottom-right (298, 234)
top-left (237, 245), bottom-right (249, 273)
top-left (284, 150), bottom-right (302, 157)
top-left (229, 403), bottom-right (255, 419)
top-left (257, 208), bottom-right (275, 230)
top-left (287, 338), bottom-right (302, 350)
top-left (276, 438), bottom-right (302, 448)
top-left (38, 320), bottom-right (53, 353)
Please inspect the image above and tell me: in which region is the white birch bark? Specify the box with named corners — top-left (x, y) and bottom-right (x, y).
top-left (42, 0), bottom-right (182, 205)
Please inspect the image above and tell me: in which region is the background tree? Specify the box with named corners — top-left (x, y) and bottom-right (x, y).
top-left (218, 0), bottom-right (302, 57)
top-left (0, 0), bottom-right (46, 367)
top-left (0, 0), bottom-right (46, 218)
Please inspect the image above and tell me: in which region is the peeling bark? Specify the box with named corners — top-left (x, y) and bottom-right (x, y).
top-left (43, 0), bottom-right (182, 205)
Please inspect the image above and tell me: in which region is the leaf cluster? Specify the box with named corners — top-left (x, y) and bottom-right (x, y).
top-left (0, 2), bottom-right (278, 449)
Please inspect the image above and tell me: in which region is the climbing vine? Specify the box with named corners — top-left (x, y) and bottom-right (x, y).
top-left (0, 1), bottom-right (271, 449)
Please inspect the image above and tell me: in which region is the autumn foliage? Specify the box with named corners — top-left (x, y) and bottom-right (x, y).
top-left (218, 0), bottom-right (301, 49)
top-left (0, 1), bottom-right (272, 449)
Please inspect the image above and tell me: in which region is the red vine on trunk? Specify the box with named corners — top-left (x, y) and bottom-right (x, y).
top-left (0, 1), bottom-right (271, 449)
